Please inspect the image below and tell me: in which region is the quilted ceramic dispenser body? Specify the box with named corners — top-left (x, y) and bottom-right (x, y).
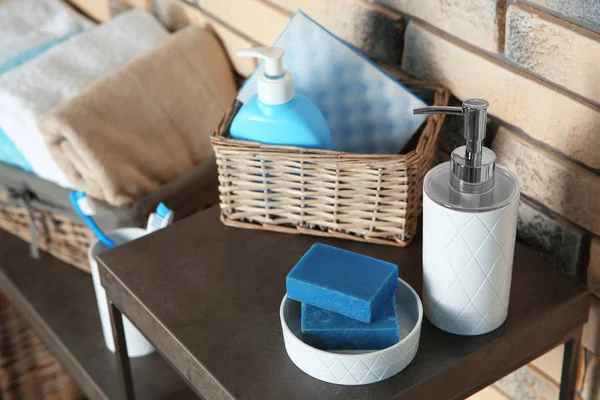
top-left (422, 188), bottom-right (519, 335)
top-left (415, 99), bottom-right (520, 335)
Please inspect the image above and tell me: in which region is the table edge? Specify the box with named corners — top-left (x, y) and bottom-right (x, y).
top-left (98, 259), bottom-right (236, 400)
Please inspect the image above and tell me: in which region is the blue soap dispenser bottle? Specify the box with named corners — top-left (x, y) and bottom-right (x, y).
top-left (230, 47), bottom-right (334, 150)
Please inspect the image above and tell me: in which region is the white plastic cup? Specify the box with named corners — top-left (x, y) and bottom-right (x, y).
top-left (88, 228), bottom-right (155, 357)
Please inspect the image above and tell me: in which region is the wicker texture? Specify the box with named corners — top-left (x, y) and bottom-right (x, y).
top-left (0, 193), bottom-right (94, 273)
top-left (211, 79), bottom-right (450, 246)
top-left (0, 296), bottom-right (83, 400)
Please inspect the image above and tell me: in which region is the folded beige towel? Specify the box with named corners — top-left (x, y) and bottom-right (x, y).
top-left (39, 26), bottom-right (236, 206)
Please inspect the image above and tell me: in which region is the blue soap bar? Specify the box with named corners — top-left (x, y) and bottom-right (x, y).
top-left (286, 243), bottom-right (398, 323)
top-left (301, 295), bottom-right (399, 351)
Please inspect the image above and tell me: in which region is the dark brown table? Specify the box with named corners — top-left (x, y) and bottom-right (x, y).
top-left (0, 229), bottom-right (197, 400)
top-left (98, 206), bottom-right (590, 400)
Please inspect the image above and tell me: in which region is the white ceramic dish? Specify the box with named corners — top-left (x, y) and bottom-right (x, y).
top-left (280, 278), bottom-right (423, 385)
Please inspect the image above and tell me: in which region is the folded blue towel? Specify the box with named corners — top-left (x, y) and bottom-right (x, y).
top-left (0, 34), bottom-right (76, 76)
top-left (301, 295), bottom-right (399, 351)
top-left (0, 0), bottom-right (91, 66)
top-left (0, 10), bottom-right (169, 186)
top-left (0, 0), bottom-right (91, 172)
top-left (287, 243), bottom-right (398, 323)
top-left (0, 34), bottom-right (77, 172)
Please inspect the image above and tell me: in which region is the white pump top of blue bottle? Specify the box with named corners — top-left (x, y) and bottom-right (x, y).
top-left (237, 47), bottom-right (295, 106)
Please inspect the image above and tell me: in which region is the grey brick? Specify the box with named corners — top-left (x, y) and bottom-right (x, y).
top-left (269, 0), bottom-right (404, 64)
top-left (402, 21), bottom-right (600, 169)
top-left (353, 7), bottom-right (404, 64)
top-left (526, 0), bottom-right (600, 32)
top-left (493, 127), bottom-right (600, 236)
top-left (517, 198), bottom-right (586, 277)
top-left (373, 0), bottom-right (505, 52)
top-left (506, 3), bottom-right (600, 104)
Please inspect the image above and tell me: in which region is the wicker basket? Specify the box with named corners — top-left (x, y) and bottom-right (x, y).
top-left (211, 78), bottom-right (450, 247)
top-left (0, 156), bottom-right (219, 273)
top-left (0, 193), bottom-right (94, 273)
top-left (0, 295), bottom-right (83, 400)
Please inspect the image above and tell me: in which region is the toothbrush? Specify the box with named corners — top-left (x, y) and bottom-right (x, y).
top-left (146, 202), bottom-right (174, 232)
top-left (69, 191), bottom-right (115, 249)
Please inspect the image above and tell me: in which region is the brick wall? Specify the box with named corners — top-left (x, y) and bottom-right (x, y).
top-left (80, 0), bottom-right (600, 397)
top-left (392, 3), bottom-right (600, 397)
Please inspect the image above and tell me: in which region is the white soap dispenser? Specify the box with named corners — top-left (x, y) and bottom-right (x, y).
top-left (229, 46), bottom-right (333, 150)
top-left (414, 99), bottom-right (520, 336)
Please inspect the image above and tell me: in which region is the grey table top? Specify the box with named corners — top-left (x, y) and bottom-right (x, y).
top-left (0, 229), bottom-right (197, 400)
top-left (98, 206), bottom-right (590, 400)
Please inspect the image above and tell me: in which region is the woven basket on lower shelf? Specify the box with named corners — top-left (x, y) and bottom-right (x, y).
top-left (211, 78), bottom-right (450, 247)
top-left (0, 295), bottom-right (83, 400)
top-left (0, 156), bottom-right (219, 273)
top-left (0, 193), bottom-right (94, 273)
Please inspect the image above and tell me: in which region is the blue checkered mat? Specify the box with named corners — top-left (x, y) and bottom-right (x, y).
top-left (238, 11), bottom-right (428, 155)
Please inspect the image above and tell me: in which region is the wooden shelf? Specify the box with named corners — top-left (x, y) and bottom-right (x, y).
top-left (0, 230), bottom-right (197, 400)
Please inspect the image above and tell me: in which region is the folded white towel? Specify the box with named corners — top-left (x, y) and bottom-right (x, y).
top-left (0, 0), bottom-right (92, 66)
top-left (0, 10), bottom-right (169, 187)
